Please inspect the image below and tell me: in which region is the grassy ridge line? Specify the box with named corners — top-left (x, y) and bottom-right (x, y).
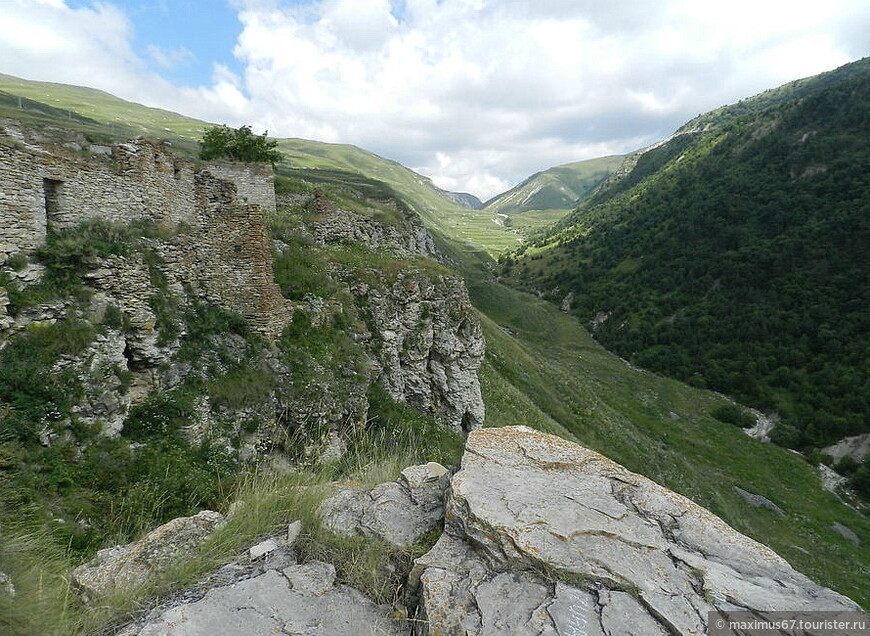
top-left (0, 73), bottom-right (204, 145)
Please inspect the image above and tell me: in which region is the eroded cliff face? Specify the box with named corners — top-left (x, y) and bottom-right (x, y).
top-left (351, 272), bottom-right (485, 432)
top-left (0, 134), bottom-right (485, 461)
top-left (304, 188), bottom-right (439, 259)
top-left (277, 187), bottom-right (485, 433)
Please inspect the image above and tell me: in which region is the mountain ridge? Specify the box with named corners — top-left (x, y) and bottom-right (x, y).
top-left (483, 155), bottom-right (624, 214)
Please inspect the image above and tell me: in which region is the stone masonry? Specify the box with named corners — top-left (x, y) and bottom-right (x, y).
top-left (207, 162), bottom-right (276, 214)
top-left (0, 125), bottom-right (287, 338)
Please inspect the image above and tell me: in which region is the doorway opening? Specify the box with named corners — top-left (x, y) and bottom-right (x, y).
top-left (43, 178), bottom-right (65, 228)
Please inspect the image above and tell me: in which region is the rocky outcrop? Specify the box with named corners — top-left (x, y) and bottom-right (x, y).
top-left (823, 433), bottom-right (870, 464)
top-left (352, 272), bottom-right (485, 432)
top-left (733, 486), bottom-right (786, 517)
top-left (71, 510), bottom-right (225, 601)
top-left (307, 189), bottom-right (438, 259)
top-left (832, 522), bottom-right (861, 547)
top-left (281, 188), bottom-right (485, 432)
top-left (119, 518), bottom-right (402, 636)
top-left (107, 427), bottom-right (860, 636)
top-left (321, 462), bottom-right (450, 547)
top-left (408, 426), bottom-right (858, 635)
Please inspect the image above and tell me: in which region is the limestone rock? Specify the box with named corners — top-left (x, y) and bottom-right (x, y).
top-left (410, 426), bottom-right (858, 636)
top-left (823, 433), bottom-right (870, 463)
top-left (56, 329), bottom-right (131, 437)
top-left (307, 189), bottom-right (439, 259)
top-left (317, 430), bottom-right (347, 464)
top-left (0, 570), bottom-right (14, 597)
top-left (287, 519), bottom-right (303, 545)
top-left (129, 561), bottom-right (403, 636)
top-left (321, 462), bottom-right (450, 547)
top-left (819, 463), bottom-right (848, 494)
top-left (352, 272), bottom-right (485, 432)
top-left (248, 538), bottom-right (278, 560)
top-left (832, 522), bottom-right (861, 547)
top-left (734, 486), bottom-right (786, 517)
top-left (71, 510), bottom-right (224, 601)
top-left (0, 286), bottom-right (12, 333)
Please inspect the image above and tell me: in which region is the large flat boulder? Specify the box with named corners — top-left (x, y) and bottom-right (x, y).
top-left (410, 426), bottom-right (858, 635)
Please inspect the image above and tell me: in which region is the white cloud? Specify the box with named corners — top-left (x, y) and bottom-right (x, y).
top-left (1, 0), bottom-right (137, 80)
top-left (147, 44), bottom-right (196, 70)
top-left (0, 0), bottom-right (867, 199)
top-left (229, 0), bottom-right (863, 196)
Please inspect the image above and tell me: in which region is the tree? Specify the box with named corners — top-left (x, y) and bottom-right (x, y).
top-left (198, 124), bottom-right (283, 164)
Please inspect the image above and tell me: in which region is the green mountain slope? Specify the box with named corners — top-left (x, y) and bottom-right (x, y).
top-left (1, 70), bottom-right (868, 608)
top-left (0, 72), bottom-right (206, 155)
top-left (484, 155), bottom-right (624, 215)
top-left (462, 253), bottom-right (870, 607)
top-left (503, 57), bottom-right (870, 454)
top-left (482, 156), bottom-right (624, 238)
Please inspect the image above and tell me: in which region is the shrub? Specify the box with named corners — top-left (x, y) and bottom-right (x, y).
top-left (769, 423), bottom-right (803, 449)
top-left (850, 464), bottom-right (870, 498)
top-left (710, 404), bottom-right (756, 428)
top-left (199, 124), bottom-right (283, 164)
top-left (272, 245), bottom-right (336, 300)
top-left (0, 319), bottom-right (94, 441)
top-left (122, 388), bottom-right (197, 441)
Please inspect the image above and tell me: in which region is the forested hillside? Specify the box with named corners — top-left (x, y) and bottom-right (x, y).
top-left (503, 58), bottom-right (870, 458)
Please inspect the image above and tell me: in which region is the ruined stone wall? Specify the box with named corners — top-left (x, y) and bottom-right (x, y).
top-left (206, 162), bottom-right (276, 215)
top-left (0, 135), bottom-right (198, 263)
top-left (0, 128), bottom-right (286, 338)
top-left (165, 172), bottom-right (290, 339)
top-left (0, 140), bottom-right (45, 255)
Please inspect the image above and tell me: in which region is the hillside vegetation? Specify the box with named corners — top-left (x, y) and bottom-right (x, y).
top-left (503, 58), bottom-right (870, 463)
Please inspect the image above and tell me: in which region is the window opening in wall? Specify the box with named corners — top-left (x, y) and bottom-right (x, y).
top-left (43, 178), bottom-right (65, 228)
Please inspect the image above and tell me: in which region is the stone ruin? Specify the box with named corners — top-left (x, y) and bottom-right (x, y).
top-left (0, 125), bottom-right (289, 338)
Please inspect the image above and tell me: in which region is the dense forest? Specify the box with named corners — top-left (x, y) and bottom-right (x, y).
top-left (503, 59), bottom-right (870, 471)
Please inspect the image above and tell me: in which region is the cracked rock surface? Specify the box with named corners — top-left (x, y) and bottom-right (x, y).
top-left (131, 560), bottom-right (403, 636)
top-left (71, 510), bottom-right (225, 602)
top-left (409, 426), bottom-right (858, 636)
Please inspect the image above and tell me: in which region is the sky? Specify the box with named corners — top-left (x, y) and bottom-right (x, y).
top-left (1, 0), bottom-right (868, 200)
